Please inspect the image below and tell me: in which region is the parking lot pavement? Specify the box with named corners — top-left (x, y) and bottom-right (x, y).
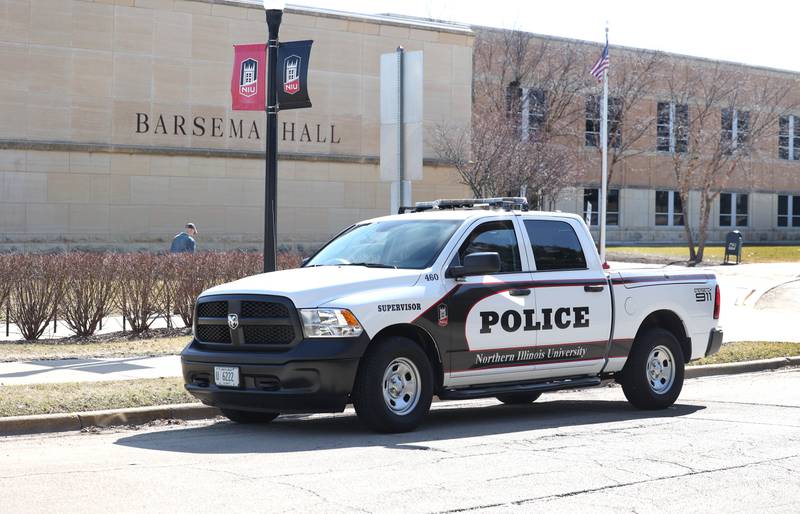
top-left (1, 369), bottom-right (798, 513)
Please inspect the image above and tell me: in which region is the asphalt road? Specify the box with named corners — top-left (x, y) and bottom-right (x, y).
top-left (2, 369), bottom-right (799, 513)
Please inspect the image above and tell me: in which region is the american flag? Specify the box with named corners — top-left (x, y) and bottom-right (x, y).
top-left (590, 42), bottom-right (609, 82)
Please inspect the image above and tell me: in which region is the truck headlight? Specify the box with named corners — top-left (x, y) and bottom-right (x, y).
top-left (299, 308), bottom-right (363, 338)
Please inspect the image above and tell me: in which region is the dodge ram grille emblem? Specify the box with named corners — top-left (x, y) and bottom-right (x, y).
top-left (227, 313), bottom-right (239, 330)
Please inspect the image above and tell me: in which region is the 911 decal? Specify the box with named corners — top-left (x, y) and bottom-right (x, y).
top-left (694, 287), bottom-right (712, 302)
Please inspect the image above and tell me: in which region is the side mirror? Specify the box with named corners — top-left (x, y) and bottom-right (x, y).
top-left (449, 252), bottom-right (501, 278)
top-left (301, 257), bottom-right (310, 266)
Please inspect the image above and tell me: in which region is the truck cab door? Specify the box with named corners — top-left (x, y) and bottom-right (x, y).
top-left (520, 218), bottom-right (613, 379)
top-left (440, 217), bottom-right (537, 388)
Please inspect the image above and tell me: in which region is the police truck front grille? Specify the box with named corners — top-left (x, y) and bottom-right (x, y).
top-left (197, 301), bottom-right (227, 318)
top-left (243, 325), bottom-right (295, 345)
top-left (241, 301), bottom-right (289, 319)
top-left (194, 296), bottom-right (300, 349)
top-left (196, 325), bottom-right (231, 344)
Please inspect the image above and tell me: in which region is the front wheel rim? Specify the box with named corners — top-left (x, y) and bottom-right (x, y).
top-left (646, 345), bottom-right (676, 394)
top-left (382, 357), bottom-right (421, 416)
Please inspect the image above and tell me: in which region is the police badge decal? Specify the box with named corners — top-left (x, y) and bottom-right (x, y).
top-left (438, 304), bottom-right (449, 327)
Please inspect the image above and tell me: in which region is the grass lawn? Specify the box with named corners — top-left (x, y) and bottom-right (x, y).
top-left (688, 341), bottom-right (800, 366)
top-left (0, 377), bottom-right (195, 418)
top-left (608, 245), bottom-right (800, 263)
top-left (0, 333), bottom-right (190, 362)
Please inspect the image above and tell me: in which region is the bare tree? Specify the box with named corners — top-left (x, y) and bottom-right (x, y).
top-left (433, 28), bottom-right (585, 206)
top-left (589, 49), bottom-right (668, 185)
top-left (664, 60), bottom-right (798, 262)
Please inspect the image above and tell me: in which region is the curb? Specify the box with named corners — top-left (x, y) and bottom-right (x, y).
top-left (685, 356), bottom-right (800, 379)
top-left (2, 358), bottom-right (799, 437)
top-left (0, 403), bottom-right (220, 437)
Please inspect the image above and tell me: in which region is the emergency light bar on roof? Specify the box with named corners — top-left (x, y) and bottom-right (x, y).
top-left (400, 197), bottom-right (529, 213)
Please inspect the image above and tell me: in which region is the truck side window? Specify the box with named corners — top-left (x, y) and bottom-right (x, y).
top-left (458, 220), bottom-right (522, 273)
top-left (524, 220), bottom-right (587, 271)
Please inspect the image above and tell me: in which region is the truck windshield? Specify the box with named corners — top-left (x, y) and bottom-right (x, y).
top-left (306, 219), bottom-right (462, 270)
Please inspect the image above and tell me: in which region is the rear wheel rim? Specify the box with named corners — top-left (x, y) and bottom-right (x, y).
top-left (646, 345), bottom-right (676, 394)
top-left (382, 357), bottom-right (420, 416)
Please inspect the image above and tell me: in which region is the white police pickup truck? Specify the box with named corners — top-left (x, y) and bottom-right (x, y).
top-left (181, 198), bottom-right (722, 433)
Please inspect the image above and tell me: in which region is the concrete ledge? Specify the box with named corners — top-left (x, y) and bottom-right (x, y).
top-left (686, 356), bottom-right (800, 379)
top-left (0, 403), bottom-right (219, 437)
top-left (0, 412), bottom-right (82, 436)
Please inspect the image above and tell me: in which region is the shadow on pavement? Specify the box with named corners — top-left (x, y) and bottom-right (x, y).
top-left (115, 399), bottom-right (704, 454)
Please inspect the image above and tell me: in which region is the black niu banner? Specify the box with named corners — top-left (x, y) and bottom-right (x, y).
top-left (277, 40), bottom-right (313, 110)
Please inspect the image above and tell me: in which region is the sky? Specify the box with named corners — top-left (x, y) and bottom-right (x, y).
top-left (286, 0), bottom-right (800, 73)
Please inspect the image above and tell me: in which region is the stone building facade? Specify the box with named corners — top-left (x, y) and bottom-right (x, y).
top-left (0, 0), bottom-right (472, 251)
top-left (474, 29), bottom-right (800, 244)
top-left (1, 0), bottom-right (798, 251)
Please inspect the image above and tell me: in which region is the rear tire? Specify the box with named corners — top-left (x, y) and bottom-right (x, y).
top-left (496, 392), bottom-right (542, 405)
top-left (352, 336), bottom-right (433, 433)
top-left (220, 409), bottom-right (279, 424)
top-left (619, 328), bottom-right (685, 409)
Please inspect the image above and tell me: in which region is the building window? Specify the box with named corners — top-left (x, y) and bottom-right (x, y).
top-left (778, 116), bottom-right (800, 160)
top-left (719, 192), bottom-right (748, 227)
top-left (655, 190), bottom-right (685, 226)
top-left (583, 188), bottom-right (619, 226)
top-left (506, 84), bottom-right (546, 140)
top-left (778, 195), bottom-right (800, 227)
top-left (585, 95), bottom-right (622, 148)
top-left (721, 108), bottom-right (750, 155)
top-left (656, 102), bottom-right (688, 153)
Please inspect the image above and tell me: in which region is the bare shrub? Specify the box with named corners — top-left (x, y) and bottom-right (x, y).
top-left (220, 251), bottom-right (261, 283)
top-left (116, 253), bottom-right (164, 334)
top-left (9, 254), bottom-right (65, 340)
top-left (60, 253), bottom-right (119, 337)
top-left (170, 253), bottom-right (213, 327)
top-left (0, 254), bottom-right (13, 322)
top-left (277, 250), bottom-right (302, 270)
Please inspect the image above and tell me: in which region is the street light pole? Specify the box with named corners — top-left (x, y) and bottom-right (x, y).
top-left (263, 4), bottom-right (283, 273)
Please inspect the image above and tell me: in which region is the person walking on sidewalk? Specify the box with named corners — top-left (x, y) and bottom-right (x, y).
top-left (170, 223), bottom-right (197, 253)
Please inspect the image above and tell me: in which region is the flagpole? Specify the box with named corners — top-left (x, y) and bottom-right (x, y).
top-left (599, 26), bottom-right (609, 264)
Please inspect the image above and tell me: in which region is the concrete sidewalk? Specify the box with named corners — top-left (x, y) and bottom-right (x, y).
top-left (0, 314), bottom-right (187, 342)
top-left (0, 355), bottom-right (182, 386)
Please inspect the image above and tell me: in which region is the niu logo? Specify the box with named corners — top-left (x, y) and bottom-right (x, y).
top-left (283, 55), bottom-right (300, 95)
top-left (239, 58), bottom-right (258, 98)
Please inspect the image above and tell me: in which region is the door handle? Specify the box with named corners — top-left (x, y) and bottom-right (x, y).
top-left (584, 284), bottom-right (605, 292)
top-left (509, 288), bottom-right (531, 296)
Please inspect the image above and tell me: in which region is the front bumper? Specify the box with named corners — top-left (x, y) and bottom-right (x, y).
top-left (705, 328), bottom-right (723, 357)
top-left (181, 334), bottom-right (370, 414)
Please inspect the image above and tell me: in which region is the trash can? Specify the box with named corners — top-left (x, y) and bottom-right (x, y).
top-left (724, 230), bottom-right (743, 264)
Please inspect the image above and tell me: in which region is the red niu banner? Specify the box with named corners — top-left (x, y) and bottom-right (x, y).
top-left (231, 44), bottom-right (266, 111)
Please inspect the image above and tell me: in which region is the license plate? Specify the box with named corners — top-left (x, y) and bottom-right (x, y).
top-left (214, 366), bottom-right (240, 388)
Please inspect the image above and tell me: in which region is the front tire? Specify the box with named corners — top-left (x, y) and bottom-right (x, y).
top-left (496, 392), bottom-right (542, 405)
top-left (220, 409), bottom-right (279, 424)
top-left (352, 336), bottom-right (434, 433)
top-left (619, 328), bottom-right (685, 409)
